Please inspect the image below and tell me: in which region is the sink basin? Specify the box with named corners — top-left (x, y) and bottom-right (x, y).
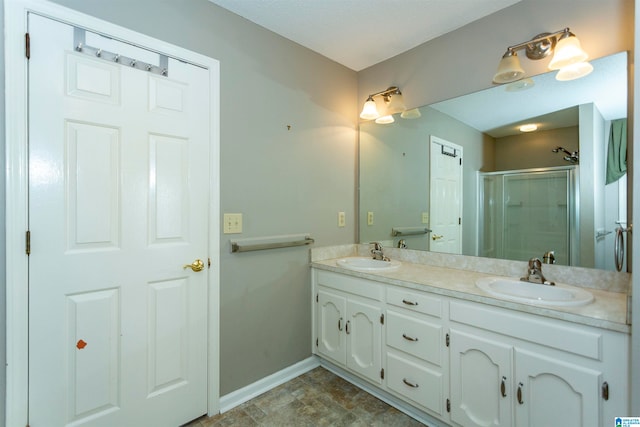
top-left (476, 277), bottom-right (594, 307)
top-left (336, 257), bottom-right (401, 272)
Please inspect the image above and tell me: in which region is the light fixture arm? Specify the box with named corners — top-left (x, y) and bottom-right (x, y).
top-left (366, 86), bottom-right (401, 100)
top-left (504, 27), bottom-right (571, 60)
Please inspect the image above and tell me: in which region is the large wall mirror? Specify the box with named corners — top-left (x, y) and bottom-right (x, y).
top-left (359, 52), bottom-right (628, 271)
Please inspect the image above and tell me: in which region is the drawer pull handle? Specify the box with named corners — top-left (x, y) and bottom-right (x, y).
top-left (402, 299), bottom-right (418, 306)
top-left (403, 378), bottom-right (419, 388)
top-left (346, 320), bottom-right (351, 335)
top-left (500, 376), bottom-right (507, 397)
top-left (338, 317), bottom-right (343, 331)
top-left (517, 382), bottom-right (524, 404)
top-left (402, 333), bottom-right (418, 342)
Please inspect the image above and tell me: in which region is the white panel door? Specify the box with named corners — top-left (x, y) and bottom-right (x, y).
top-left (28, 14), bottom-right (210, 426)
top-left (430, 136), bottom-right (463, 254)
top-left (346, 297), bottom-right (382, 384)
top-left (450, 329), bottom-right (513, 427)
top-left (317, 288), bottom-right (347, 366)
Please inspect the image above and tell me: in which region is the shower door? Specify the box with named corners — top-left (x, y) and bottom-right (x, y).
top-left (503, 170), bottom-right (572, 264)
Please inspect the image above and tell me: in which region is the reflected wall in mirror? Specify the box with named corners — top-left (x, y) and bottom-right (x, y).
top-left (359, 52), bottom-right (628, 271)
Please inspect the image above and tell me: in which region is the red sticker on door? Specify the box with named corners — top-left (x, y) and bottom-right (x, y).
top-left (76, 339), bottom-right (87, 350)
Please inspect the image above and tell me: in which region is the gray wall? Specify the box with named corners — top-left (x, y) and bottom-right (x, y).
top-left (42, 0), bottom-right (358, 396)
top-left (495, 126), bottom-right (579, 170)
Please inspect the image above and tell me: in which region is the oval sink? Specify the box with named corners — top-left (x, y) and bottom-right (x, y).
top-left (476, 277), bottom-right (594, 307)
top-left (336, 257), bottom-right (401, 272)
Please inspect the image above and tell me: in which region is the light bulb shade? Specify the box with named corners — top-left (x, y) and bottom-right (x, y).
top-left (493, 53), bottom-right (525, 84)
top-left (555, 61), bottom-right (594, 81)
top-left (386, 93), bottom-right (406, 114)
top-left (360, 99), bottom-right (379, 120)
top-left (375, 115), bottom-right (394, 124)
top-left (401, 108), bottom-right (422, 119)
top-left (548, 35), bottom-right (588, 70)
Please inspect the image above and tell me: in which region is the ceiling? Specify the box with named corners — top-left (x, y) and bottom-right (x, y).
top-left (207, 0), bottom-right (521, 71)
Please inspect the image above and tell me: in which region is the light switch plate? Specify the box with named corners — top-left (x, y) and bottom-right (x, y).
top-left (338, 212), bottom-right (346, 227)
top-left (223, 213), bottom-right (243, 234)
top-left (422, 212), bottom-right (429, 224)
top-left (367, 211), bottom-right (374, 226)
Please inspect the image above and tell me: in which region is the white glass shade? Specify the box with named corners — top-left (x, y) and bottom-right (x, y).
top-left (401, 108), bottom-right (422, 119)
top-left (548, 35), bottom-right (588, 70)
top-left (386, 93), bottom-right (406, 114)
top-left (375, 115), bottom-right (394, 124)
top-left (360, 99), bottom-right (379, 120)
top-left (519, 124), bottom-right (538, 132)
top-left (555, 61), bottom-right (594, 81)
top-left (493, 53), bottom-right (525, 84)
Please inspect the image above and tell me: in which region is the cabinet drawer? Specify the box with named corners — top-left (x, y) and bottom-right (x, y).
top-left (387, 352), bottom-right (444, 415)
top-left (316, 270), bottom-right (383, 301)
top-left (387, 286), bottom-right (442, 317)
top-left (386, 310), bottom-right (442, 365)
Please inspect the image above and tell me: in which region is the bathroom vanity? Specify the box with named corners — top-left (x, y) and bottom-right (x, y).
top-left (311, 246), bottom-right (630, 427)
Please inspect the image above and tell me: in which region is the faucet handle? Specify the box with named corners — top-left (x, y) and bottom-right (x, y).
top-left (528, 257), bottom-right (542, 270)
top-left (371, 242), bottom-right (383, 251)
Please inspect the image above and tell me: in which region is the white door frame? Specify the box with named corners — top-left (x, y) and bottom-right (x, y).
top-left (4, 1), bottom-right (221, 425)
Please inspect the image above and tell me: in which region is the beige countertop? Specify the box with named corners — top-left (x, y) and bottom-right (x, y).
top-left (312, 257), bottom-right (630, 334)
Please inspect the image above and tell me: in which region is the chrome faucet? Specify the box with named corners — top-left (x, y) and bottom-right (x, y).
top-left (370, 242), bottom-right (390, 261)
top-left (521, 257), bottom-right (555, 286)
top-left (397, 239), bottom-right (407, 249)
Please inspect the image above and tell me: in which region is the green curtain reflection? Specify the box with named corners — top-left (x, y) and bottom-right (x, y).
top-left (606, 118), bottom-right (627, 184)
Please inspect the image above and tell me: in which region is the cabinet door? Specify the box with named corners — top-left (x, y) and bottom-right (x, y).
top-left (450, 329), bottom-right (512, 427)
top-left (317, 288), bottom-right (347, 366)
top-left (346, 296), bottom-right (382, 384)
top-left (515, 349), bottom-right (601, 427)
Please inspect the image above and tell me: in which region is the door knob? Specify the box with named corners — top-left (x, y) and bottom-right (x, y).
top-left (432, 234), bottom-right (444, 241)
top-left (183, 259), bottom-right (205, 272)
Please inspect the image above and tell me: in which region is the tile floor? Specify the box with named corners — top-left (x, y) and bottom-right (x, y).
top-left (184, 366), bottom-right (426, 426)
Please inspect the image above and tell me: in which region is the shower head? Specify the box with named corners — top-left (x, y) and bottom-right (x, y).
top-left (552, 146), bottom-right (579, 163)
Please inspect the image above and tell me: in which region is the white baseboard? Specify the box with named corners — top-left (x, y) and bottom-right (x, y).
top-left (219, 356), bottom-right (320, 413)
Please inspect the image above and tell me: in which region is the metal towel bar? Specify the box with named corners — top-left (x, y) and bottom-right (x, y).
top-left (230, 234), bottom-right (314, 253)
top-left (391, 227), bottom-right (431, 237)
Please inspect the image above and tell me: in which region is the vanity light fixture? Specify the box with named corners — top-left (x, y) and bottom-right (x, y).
top-left (493, 28), bottom-right (592, 84)
top-left (359, 86), bottom-right (406, 121)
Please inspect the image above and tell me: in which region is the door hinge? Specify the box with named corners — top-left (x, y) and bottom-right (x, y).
top-left (316, 293), bottom-right (319, 303)
top-left (25, 230), bottom-right (31, 255)
top-left (458, 217), bottom-right (461, 225)
top-left (446, 398), bottom-right (451, 412)
top-left (380, 313), bottom-right (384, 324)
top-left (380, 368), bottom-right (385, 380)
top-left (459, 158), bottom-right (462, 166)
top-left (25, 33), bottom-right (30, 59)
top-left (316, 338), bottom-right (318, 347)
top-left (446, 333), bottom-right (450, 347)
top-left (208, 257), bottom-right (211, 268)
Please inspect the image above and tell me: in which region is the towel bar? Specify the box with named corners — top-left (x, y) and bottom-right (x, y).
top-left (231, 234), bottom-right (314, 253)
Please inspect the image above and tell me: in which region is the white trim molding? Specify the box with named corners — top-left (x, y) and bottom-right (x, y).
top-left (4, 0), bottom-right (221, 424)
top-left (219, 357), bottom-right (320, 413)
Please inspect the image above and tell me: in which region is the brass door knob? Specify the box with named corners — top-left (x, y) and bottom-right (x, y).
top-left (183, 259), bottom-right (205, 272)
top-left (432, 234), bottom-right (444, 241)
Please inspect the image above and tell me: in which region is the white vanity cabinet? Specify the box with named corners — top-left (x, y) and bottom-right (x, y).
top-left (449, 301), bottom-right (629, 427)
top-left (311, 266), bottom-right (629, 427)
top-left (385, 286), bottom-right (448, 418)
top-left (315, 270), bottom-right (384, 385)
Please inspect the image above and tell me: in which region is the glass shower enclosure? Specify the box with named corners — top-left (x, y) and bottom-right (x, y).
top-left (478, 166), bottom-right (577, 265)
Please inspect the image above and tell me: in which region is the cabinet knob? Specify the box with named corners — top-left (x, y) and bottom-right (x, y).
top-left (517, 382), bottom-right (524, 404)
top-left (402, 333), bottom-right (419, 342)
top-left (403, 378), bottom-right (419, 388)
